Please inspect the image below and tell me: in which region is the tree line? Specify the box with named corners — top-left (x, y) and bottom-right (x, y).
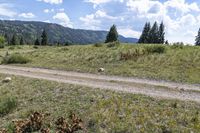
top-left (1, 30), bottom-right (48, 46)
top-left (4, 34), bottom-right (25, 45)
top-left (106, 22), bottom-right (200, 46)
top-left (0, 22), bottom-right (200, 46)
top-left (104, 22), bottom-right (166, 44)
top-left (138, 21), bottom-right (165, 44)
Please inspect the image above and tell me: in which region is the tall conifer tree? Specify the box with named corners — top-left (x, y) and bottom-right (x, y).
top-left (41, 29), bottom-right (48, 45)
top-left (149, 21), bottom-right (159, 43)
top-left (138, 22), bottom-right (151, 43)
top-left (105, 25), bottom-right (118, 43)
top-left (195, 28), bottom-right (200, 46)
top-left (20, 37), bottom-right (24, 45)
top-left (11, 34), bottom-right (18, 45)
top-left (158, 21), bottom-right (165, 44)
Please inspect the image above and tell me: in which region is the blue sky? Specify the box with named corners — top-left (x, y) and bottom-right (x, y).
top-left (0, 0), bottom-right (200, 44)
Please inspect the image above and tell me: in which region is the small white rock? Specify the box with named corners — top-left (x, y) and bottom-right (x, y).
top-left (98, 68), bottom-right (105, 72)
top-left (2, 77), bottom-right (12, 83)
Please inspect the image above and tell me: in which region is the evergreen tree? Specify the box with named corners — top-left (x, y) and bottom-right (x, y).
top-left (34, 38), bottom-right (40, 45)
top-left (165, 40), bottom-right (169, 45)
top-left (138, 22), bottom-right (151, 43)
top-left (20, 37), bottom-right (24, 45)
top-left (41, 29), bottom-right (48, 45)
top-left (195, 28), bottom-right (200, 46)
top-left (4, 33), bottom-right (9, 45)
top-left (11, 34), bottom-right (18, 45)
top-left (105, 25), bottom-right (118, 43)
top-left (0, 36), bottom-right (5, 45)
top-left (158, 21), bottom-right (165, 44)
top-left (149, 22), bottom-right (159, 43)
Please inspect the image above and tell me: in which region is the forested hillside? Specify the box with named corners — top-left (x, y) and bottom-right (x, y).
top-left (0, 20), bottom-right (138, 45)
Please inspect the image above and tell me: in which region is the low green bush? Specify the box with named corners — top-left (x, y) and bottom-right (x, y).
top-left (94, 43), bottom-right (103, 47)
top-left (0, 96), bottom-right (17, 117)
top-left (33, 45), bottom-right (39, 49)
top-left (2, 54), bottom-right (30, 64)
top-left (107, 41), bottom-right (120, 48)
top-left (171, 43), bottom-right (184, 49)
top-left (120, 48), bottom-right (146, 61)
top-left (145, 45), bottom-right (166, 54)
top-left (0, 44), bottom-right (4, 49)
top-left (8, 46), bottom-right (15, 50)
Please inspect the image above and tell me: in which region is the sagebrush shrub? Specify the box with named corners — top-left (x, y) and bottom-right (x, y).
top-left (145, 45), bottom-right (166, 54)
top-left (2, 54), bottom-right (30, 64)
top-left (0, 44), bottom-right (4, 49)
top-left (107, 41), bottom-right (120, 48)
top-left (0, 96), bottom-right (17, 117)
top-left (94, 43), bottom-right (103, 47)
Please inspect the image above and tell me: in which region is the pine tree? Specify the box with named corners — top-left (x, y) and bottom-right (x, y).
top-left (20, 37), bottom-right (24, 45)
top-left (11, 34), bottom-right (18, 45)
top-left (149, 22), bottom-right (159, 43)
top-left (4, 33), bottom-right (9, 45)
top-left (158, 21), bottom-right (165, 44)
top-left (0, 36), bottom-right (5, 45)
top-left (138, 22), bottom-right (151, 43)
top-left (165, 40), bottom-right (169, 45)
top-left (105, 25), bottom-right (118, 43)
top-left (34, 38), bottom-right (40, 45)
top-left (41, 29), bottom-right (48, 45)
top-left (195, 28), bottom-right (200, 46)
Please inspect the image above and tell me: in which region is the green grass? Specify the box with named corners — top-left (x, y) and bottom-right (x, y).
top-left (0, 44), bottom-right (199, 83)
top-left (0, 74), bottom-right (200, 132)
top-left (0, 95), bottom-right (17, 117)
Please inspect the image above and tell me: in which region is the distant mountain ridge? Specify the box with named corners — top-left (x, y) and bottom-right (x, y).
top-left (0, 20), bottom-right (138, 44)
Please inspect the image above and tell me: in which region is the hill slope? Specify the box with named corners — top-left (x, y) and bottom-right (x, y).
top-left (0, 44), bottom-right (199, 83)
top-left (0, 20), bottom-right (138, 44)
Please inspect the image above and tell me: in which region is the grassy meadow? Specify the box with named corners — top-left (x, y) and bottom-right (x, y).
top-left (0, 74), bottom-right (200, 132)
top-left (0, 43), bottom-right (199, 84)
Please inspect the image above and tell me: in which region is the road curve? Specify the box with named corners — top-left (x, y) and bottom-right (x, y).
top-left (0, 65), bottom-right (200, 103)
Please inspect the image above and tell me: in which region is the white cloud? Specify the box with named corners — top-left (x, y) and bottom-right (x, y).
top-left (164, 0), bottom-right (200, 14)
top-left (0, 4), bottom-right (17, 17)
top-left (53, 12), bottom-right (73, 28)
top-left (44, 8), bottom-right (54, 13)
top-left (44, 9), bottom-right (50, 13)
top-left (84, 0), bottom-right (113, 5)
top-left (43, 20), bottom-right (50, 23)
top-left (37, 0), bottom-right (63, 4)
top-left (84, 0), bottom-right (124, 8)
top-left (80, 14), bottom-right (101, 30)
top-left (80, 10), bottom-right (117, 30)
top-left (118, 28), bottom-right (141, 38)
top-left (59, 8), bottom-right (65, 12)
top-left (19, 13), bottom-right (35, 18)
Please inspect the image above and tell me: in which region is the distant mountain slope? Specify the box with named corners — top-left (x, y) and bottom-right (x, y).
top-left (0, 20), bottom-right (138, 44)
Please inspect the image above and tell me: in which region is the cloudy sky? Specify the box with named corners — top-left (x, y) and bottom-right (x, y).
top-left (0, 0), bottom-right (199, 44)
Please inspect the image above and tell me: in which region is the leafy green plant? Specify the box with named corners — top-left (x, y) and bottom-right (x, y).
top-left (171, 42), bottom-right (184, 49)
top-left (2, 54), bottom-right (30, 64)
top-left (0, 96), bottom-right (17, 117)
top-left (0, 44), bottom-right (4, 49)
top-left (94, 43), bottom-right (103, 47)
top-left (145, 45), bottom-right (166, 54)
top-left (33, 45), bottom-right (39, 49)
top-left (120, 48), bottom-right (146, 61)
top-left (107, 41), bottom-right (120, 48)
top-left (8, 46), bottom-right (15, 50)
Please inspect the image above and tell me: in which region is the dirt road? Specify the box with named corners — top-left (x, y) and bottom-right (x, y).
top-left (0, 65), bottom-right (200, 103)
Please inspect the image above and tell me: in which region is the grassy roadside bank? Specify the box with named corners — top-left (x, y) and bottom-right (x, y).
top-left (0, 74), bottom-right (200, 132)
top-left (0, 44), bottom-right (199, 84)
